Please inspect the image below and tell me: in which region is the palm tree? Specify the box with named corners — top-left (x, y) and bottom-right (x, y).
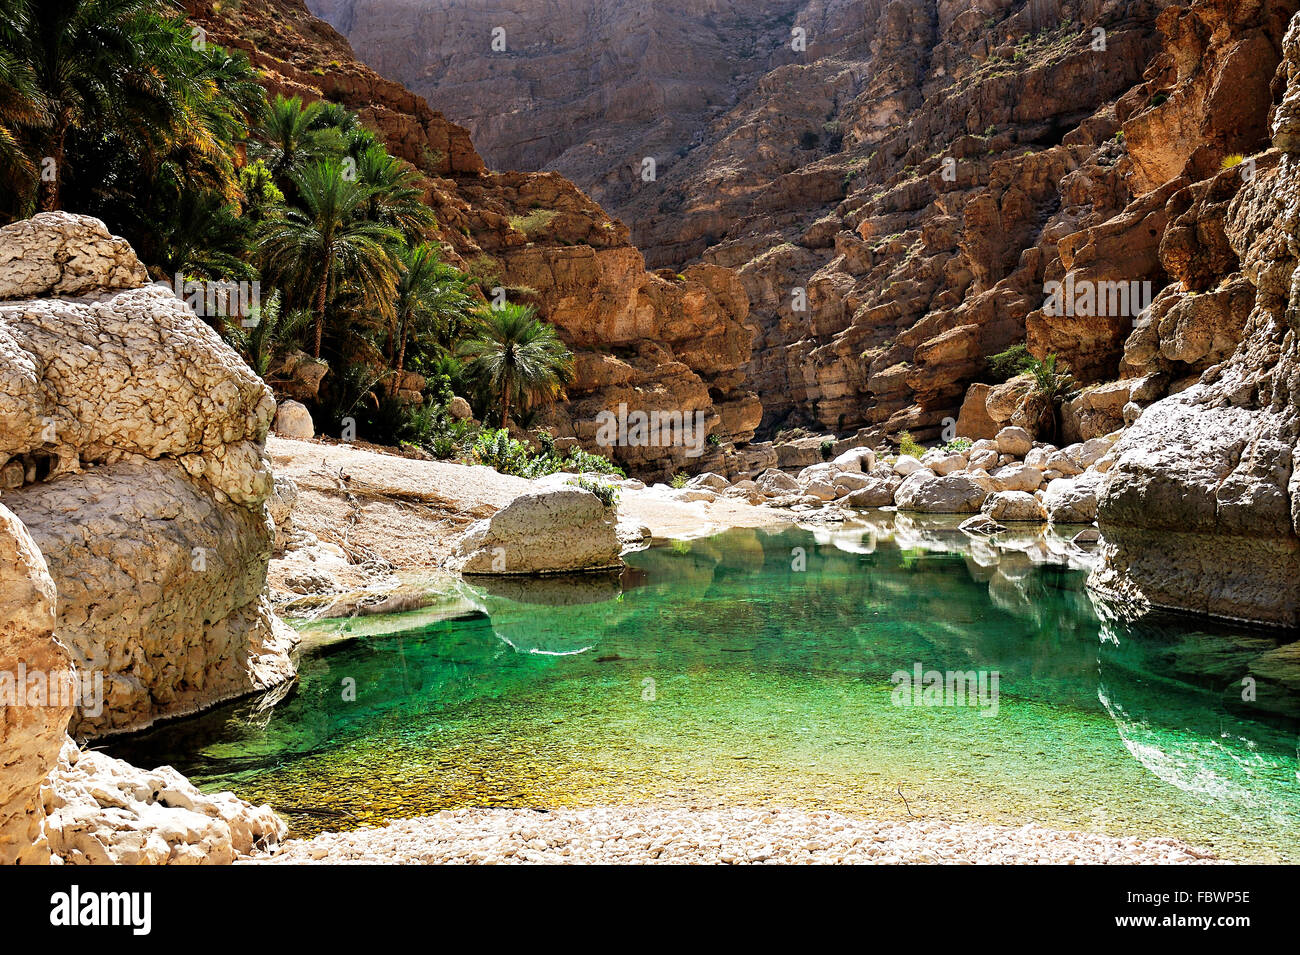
top-left (253, 94), bottom-right (327, 188)
top-left (388, 243), bottom-right (473, 392)
top-left (0, 17), bottom-right (42, 220)
top-left (225, 292), bottom-right (312, 379)
top-left (258, 159), bottom-right (400, 358)
top-left (1024, 353), bottom-right (1077, 443)
top-left (459, 303), bottom-right (573, 428)
top-left (356, 145), bottom-right (437, 240)
top-left (10, 0), bottom-right (189, 211)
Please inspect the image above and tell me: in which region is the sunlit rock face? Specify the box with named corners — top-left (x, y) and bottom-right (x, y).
top-left (0, 503), bottom-right (72, 865)
top-left (0, 213), bottom-right (297, 736)
top-left (1091, 11), bottom-right (1300, 629)
top-left (317, 0), bottom-right (1298, 449)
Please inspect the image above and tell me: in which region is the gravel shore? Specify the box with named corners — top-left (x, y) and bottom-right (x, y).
top-left (256, 806), bottom-right (1220, 865)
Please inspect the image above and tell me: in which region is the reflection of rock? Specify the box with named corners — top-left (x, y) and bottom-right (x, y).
top-left (464, 571), bottom-right (624, 607)
top-left (1093, 596), bottom-right (1300, 722)
top-left (449, 487), bottom-right (623, 575)
top-left (460, 571), bottom-right (627, 657)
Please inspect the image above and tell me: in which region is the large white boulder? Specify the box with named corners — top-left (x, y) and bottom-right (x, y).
top-left (1044, 472), bottom-right (1104, 524)
top-left (892, 454), bottom-right (924, 476)
top-left (831, 446), bottom-right (876, 472)
top-left (982, 490), bottom-right (1047, 522)
top-left (449, 487), bottom-right (622, 575)
top-left (996, 426), bottom-right (1034, 457)
top-left (990, 463), bottom-right (1044, 493)
top-left (755, 468), bottom-right (800, 496)
top-left (0, 213), bottom-right (295, 737)
top-left (895, 470), bottom-right (990, 513)
top-left (273, 400), bottom-right (314, 439)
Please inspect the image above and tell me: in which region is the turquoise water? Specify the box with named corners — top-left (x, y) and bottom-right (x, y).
top-left (108, 519), bottom-right (1300, 860)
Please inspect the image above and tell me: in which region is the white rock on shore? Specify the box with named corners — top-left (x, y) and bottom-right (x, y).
top-left (256, 805), bottom-right (1219, 866)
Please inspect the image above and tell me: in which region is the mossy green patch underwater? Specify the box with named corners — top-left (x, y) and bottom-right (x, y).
top-left (109, 524), bottom-right (1300, 860)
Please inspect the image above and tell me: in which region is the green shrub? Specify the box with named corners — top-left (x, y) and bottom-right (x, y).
top-left (819, 439), bottom-right (834, 461)
top-left (670, 472), bottom-right (689, 489)
top-left (986, 343), bottom-right (1034, 382)
top-left (568, 475), bottom-right (619, 509)
top-left (471, 429), bottom-right (534, 475)
top-left (565, 446), bottom-right (625, 477)
top-left (942, 437), bottom-right (973, 453)
top-left (897, 430), bottom-right (924, 458)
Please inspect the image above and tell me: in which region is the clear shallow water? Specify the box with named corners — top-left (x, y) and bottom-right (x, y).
top-left (109, 520), bottom-right (1300, 860)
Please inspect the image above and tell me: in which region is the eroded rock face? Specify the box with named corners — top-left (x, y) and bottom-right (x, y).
top-left (449, 487), bottom-right (623, 575)
top-left (1090, 11), bottom-right (1300, 628)
top-left (0, 503), bottom-right (72, 865)
top-left (0, 213), bottom-right (296, 736)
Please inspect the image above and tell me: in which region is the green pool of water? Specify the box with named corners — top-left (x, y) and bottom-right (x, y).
top-left (108, 521), bottom-right (1300, 860)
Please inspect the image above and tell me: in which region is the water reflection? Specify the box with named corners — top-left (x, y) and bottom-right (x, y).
top-left (104, 517), bottom-right (1299, 856)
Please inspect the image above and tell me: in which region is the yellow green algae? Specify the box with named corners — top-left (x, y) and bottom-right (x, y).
top-left (108, 521), bottom-right (1300, 861)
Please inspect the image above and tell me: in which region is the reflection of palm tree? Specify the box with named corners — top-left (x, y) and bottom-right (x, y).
top-left (258, 160), bottom-right (399, 358)
top-left (459, 303), bottom-right (573, 428)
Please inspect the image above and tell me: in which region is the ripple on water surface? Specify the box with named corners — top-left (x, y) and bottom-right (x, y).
top-left (108, 519), bottom-right (1300, 860)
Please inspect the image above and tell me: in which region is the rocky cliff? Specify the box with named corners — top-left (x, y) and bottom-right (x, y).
top-left (1089, 10), bottom-right (1300, 627)
top-left (320, 0), bottom-right (1297, 447)
top-left (183, 0), bottom-right (762, 480)
top-left (0, 213), bottom-right (297, 736)
top-left (0, 213), bottom-right (291, 862)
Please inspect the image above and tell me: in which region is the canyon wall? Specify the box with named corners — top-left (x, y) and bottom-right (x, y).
top-left (322, 0), bottom-right (1297, 447)
top-left (1089, 10), bottom-right (1300, 627)
top-left (184, 0), bottom-right (762, 480)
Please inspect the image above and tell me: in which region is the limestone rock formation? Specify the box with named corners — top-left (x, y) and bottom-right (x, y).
top-left (1090, 9), bottom-right (1300, 627)
top-left (449, 487), bottom-right (623, 575)
top-left (0, 504), bottom-right (72, 865)
top-left (45, 742), bottom-right (285, 865)
top-left (337, 0), bottom-right (1297, 462)
top-left (0, 213), bottom-right (297, 736)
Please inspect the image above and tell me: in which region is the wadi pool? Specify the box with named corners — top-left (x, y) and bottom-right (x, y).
top-left (107, 518), bottom-right (1300, 860)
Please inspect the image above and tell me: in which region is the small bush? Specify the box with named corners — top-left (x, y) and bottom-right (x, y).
top-left (509, 209), bottom-right (558, 239)
top-left (819, 439), bottom-right (834, 461)
top-left (897, 430), bottom-right (924, 458)
top-left (942, 437), bottom-right (973, 453)
top-left (568, 475), bottom-right (619, 509)
top-left (471, 429), bottom-right (534, 475)
top-left (986, 343), bottom-right (1034, 382)
top-left (670, 472), bottom-right (689, 489)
